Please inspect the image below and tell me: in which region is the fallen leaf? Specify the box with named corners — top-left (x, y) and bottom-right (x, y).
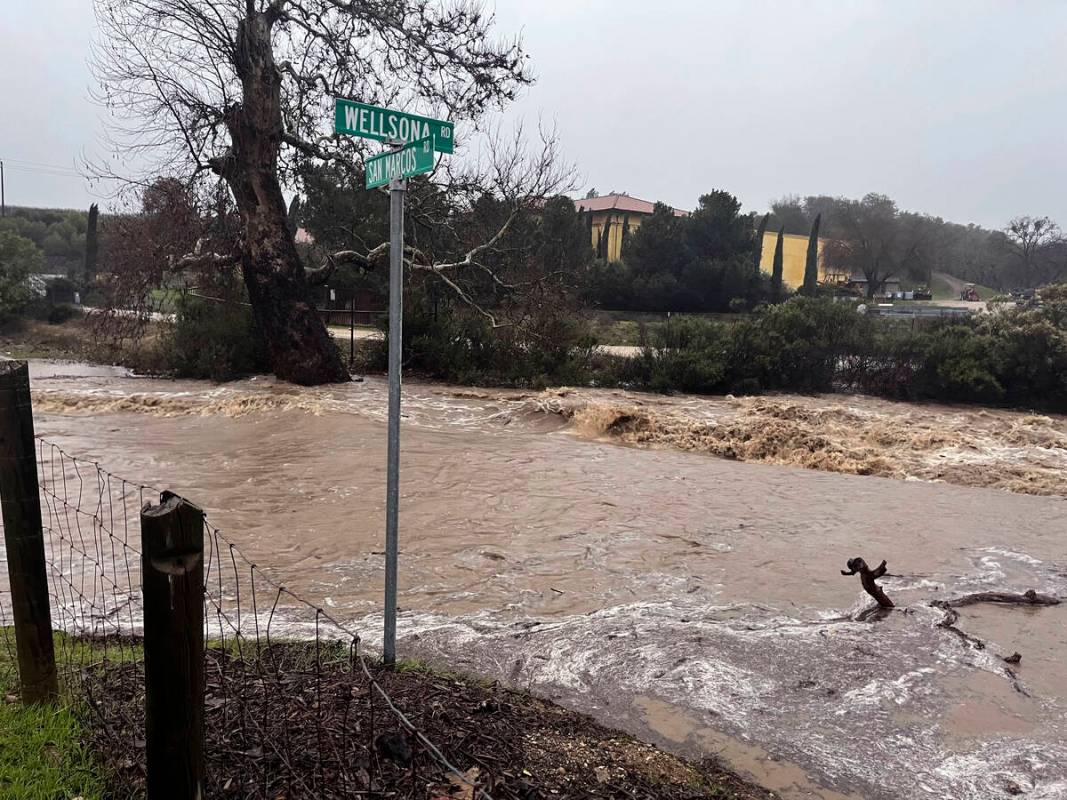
top-left (441, 766), bottom-right (480, 800)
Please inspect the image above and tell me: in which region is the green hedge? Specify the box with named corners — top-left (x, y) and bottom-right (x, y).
top-left (611, 293), bottom-right (1067, 410)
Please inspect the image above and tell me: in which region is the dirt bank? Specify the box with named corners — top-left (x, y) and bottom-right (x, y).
top-left (84, 646), bottom-right (772, 800)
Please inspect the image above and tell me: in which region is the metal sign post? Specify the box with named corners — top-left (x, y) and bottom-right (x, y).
top-left (334, 99), bottom-right (449, 666)
top-left (383, 146), bottom-right (406, 666)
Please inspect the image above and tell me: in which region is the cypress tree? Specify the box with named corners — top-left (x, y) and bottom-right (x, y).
top-left (754, 212), bottom-right (769, 274)
top-left (83, 203), bottom-right (99, 285)
top-left (802, 213), bottom-right (821, 296)
top-left (620, 214), bottom-right (631, 258)
top-left (286, 195), bottom-right (302, 234)
top-left (598, 213), bottom-right (613, 260)
top-left (771, 226), bottom-right (785, 301)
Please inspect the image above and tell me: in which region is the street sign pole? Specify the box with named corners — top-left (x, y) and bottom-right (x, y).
top-left (334, 98), bottom-right (450, 667)
top-left (383, 144), bottom-right (406, 666)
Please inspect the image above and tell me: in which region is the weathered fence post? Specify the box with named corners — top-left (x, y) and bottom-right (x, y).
top-left (0, 360), bottom-right (58, 704)
top-left (141, 491), bottom-right (205, 799)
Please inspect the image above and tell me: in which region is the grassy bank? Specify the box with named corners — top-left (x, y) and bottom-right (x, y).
top-left (928, 273), bottom-right (998, 301)
top-left (0, 630), bottom-right (106, 800)
top-left (0, 316), bottom-right (97, 362)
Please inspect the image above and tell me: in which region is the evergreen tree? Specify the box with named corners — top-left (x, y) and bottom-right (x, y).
top-left (754, 212), bottom-right (769, 275)
top-left (286, 195), bottom-right (302, 235)
top-left (802, 213), bottom-right (821, 296)
top-left (83, 203), bottom-right (99, 285)
top-left (620, 214), bottom-right (631, 259)
top-left (538, 196), bottom-right (593, 272)
top-left (771, 226), bottom-right (785, 300)
top-left (597, 213), bottom-right (613, 260)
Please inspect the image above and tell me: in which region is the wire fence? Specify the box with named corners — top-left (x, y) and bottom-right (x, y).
top-left (0, 438), bottom-right (492, 799)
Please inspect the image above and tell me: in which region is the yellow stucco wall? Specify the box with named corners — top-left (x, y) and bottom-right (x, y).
top-left (759, 232), bottom-right (826, 288)
top-left (588, 215), bottom-right (827, 288)
top-left (589, 211), bottom-right (643, 263)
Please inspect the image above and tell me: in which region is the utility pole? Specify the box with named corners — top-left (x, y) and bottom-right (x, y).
top-left (1, 160), bottom-right (5, 218)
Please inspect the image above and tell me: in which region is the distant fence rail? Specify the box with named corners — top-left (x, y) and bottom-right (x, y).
top-left (317, 307), bottom-right (386, 327)
top-left (0, 359), bottom-right (488, 799)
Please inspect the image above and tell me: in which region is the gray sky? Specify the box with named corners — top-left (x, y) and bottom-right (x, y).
top-left (2, 0), bottom-right (1065, 229)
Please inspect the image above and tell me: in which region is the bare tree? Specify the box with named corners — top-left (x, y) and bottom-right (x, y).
top-left (92, 178), bottom-right (239, 347)
top-left (1002, 215), bottom-right (1063, 289)
top-left (821, 194), bottom-right (925, 298)
top-left (92, 0), bottom-right (537, 384)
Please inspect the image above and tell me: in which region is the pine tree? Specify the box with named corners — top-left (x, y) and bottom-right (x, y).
top-left (754, 212), bottom-right (769, 275)
top-left (771, 226), bottom-right (785, 301)
top-left (802, 213), bottom-right (821, 296)
top-left (83, 203), bottom-right (99, 285)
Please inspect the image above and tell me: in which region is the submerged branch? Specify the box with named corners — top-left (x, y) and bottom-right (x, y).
top-left (841, 557), bottom-right (894, 609)
top-left (930, 588), bottom-right (1059, 696)
top-left (934, 589), bottom-right (1059, 609)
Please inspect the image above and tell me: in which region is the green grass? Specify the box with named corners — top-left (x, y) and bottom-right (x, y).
top-left (0, 629), bottom-right (108, 800)
top-left (0, 699), bottom-right (105, 800)
top-left (149, 287), bottom-right (183, 314)
top-left (929, 275), bottom-right (999, 301)
top-left (588, 310), bottom-right (745, 346)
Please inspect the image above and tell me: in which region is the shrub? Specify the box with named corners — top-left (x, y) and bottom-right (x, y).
top-left (910, 324), bottom-right (1003, 403)
top-left (0, 231), bottom-right (41, 323)
top-left (369, 296), bottom-right (598, 389)
top-left (372, 288), bottom-right (1067, 412)
top-left (166, 295), bottom-right (269, 381)
top-left (642, 317), bottom-right (730, 394)
top-left (46, 303), bottom-right (79, 325)
top-left (723, 298), bottom-right (867, 393)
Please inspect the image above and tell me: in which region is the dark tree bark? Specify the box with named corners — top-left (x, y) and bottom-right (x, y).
top-left (92, 0), bottom-right (542, 384)
top-left (216, 12), bottom-right (347, 385)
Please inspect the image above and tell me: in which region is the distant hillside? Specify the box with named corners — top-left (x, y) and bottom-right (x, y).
top-left (931, 272), bottom-right (998, 301)
top-left (0, 205), bottom-right (90, 275)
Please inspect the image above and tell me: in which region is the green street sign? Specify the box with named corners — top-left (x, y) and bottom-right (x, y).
top-left (365, 136), bottom-right (436, 189)
top-left (335, 98), bottom-right (454, 154)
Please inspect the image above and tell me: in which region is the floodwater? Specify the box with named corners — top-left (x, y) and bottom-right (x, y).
top-left (17, 361), bottom-right (1067, 799)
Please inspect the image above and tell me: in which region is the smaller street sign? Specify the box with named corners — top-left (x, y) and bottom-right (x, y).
top-left (365, 136), bottom-right (435, 190)
top-left (335, 98), bottom-right (454, 154)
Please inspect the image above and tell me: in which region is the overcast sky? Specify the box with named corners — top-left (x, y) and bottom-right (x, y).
top-left (2, 0), bottom-right (1065, 228)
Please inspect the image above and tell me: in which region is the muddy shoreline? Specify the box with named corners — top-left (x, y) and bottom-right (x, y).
top-left (82, 644), bottom-right (776, 800)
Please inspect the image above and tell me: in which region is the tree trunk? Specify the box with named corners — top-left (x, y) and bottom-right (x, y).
top-left (865, 274), bottom-right (880, 299)
top-left (219, 11), bottom-right (348, 386)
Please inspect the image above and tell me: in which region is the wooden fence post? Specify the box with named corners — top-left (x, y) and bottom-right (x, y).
top-left (141, 491), bottom-right (205, 799)
top-left (0, 360), bottom-right (58, 704)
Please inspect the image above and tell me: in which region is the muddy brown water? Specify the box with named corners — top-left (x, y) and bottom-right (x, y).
top-left (9, 360), bottom-right (1067, 799)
